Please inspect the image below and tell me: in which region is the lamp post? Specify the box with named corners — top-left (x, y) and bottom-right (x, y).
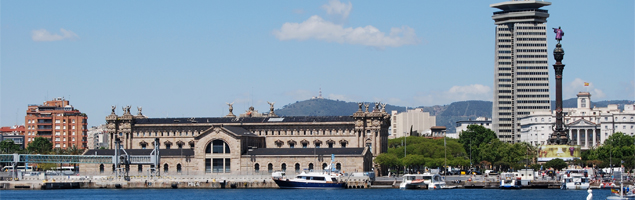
top-left (444, 130), bottom-right (447, 177)
top-left (403, 132), bottom-right (407, 174)
top-left (470, 139), bottom-right (473, 169)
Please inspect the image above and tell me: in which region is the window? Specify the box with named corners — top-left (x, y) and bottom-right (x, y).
top-left (138, 165), bottom-right (143, 173)
top-left (99, 164), bottom-right (104, 174)
top-left (328, 143), bottom-right (334, 148)
top-left (336, 163), bottom-right (341, 171)
top-left (295, 163), bottom-right (300, 173)
top-left (308, 163), bottom-right (314, 171)
top-left (205, 140), bottom-right (231, 173)
top-left (289, 143), bottom-right (295, 148)
top-left (302, 143), bottom-right (308, 148)
top-left (177, 164), bottom-right (182, 173)
top-left (255, 163), bottom-right (260, 173)
top-left (206, 140), bottom-right (230, 154)
top-left (141, 143), bottom-right (146, 149)
top-left (164, 164), bottom-right (169, 173)
top-left (165, 143), bottom-right (171, 149)
top-left (268, 163), bottom-right (273, 173)
top-left (281, 163), bottom-right (286, 172)
top-left (212, 158), bottom-right (223, 173)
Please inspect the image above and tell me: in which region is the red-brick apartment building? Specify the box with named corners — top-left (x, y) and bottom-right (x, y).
top-left (24, 97), bottom-right (88, 149)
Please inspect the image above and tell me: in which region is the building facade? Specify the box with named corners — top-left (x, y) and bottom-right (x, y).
top-left (390, 108), bottom-right (436, 138)
top-left (81, 103), bottom-right (390, 176)
top-left (24, 98), bottom-right (88, 149)
top-left (87, 124), bottom-right (109, 150)
top-left (0, 125), bottom-right (26, 149)
top-left (491, 1), bottom-right (552, 143)
top-left (519, 92), bottom-right (635, 149)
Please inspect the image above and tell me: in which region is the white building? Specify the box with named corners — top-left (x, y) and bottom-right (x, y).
top-left (87, 124), bottom-right (109, 149)
top-left (519, 92), bottom-right (635, 149)
top-left (491, 1), bottom-right (552, 143)
top-left (455, 117), bottom-right (492, 133)
top-left (449, 117), bottom-right (493, 139)
top-left (390, 108), bottom-right (436, 138)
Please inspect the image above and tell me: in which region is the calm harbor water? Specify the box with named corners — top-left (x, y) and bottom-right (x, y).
top-left (0, 188), bottom-right (615, 200)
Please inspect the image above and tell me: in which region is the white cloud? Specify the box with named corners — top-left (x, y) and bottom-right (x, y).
top-left (32, 28), bottom-right (79, 42)
top-left (565, 78), bottom-right (606, 99)
top-left (321, 0), bottom-right (352, 20)
top-left (413, 84), bottom-right (493, 105)
top-left (273, 15), bottom-right (419, 48)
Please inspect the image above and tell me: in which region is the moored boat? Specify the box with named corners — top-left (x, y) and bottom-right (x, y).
top-left (499, 172), bottom-right (521, 189)
top-left (560, 169), bottom-right (590, 190)
top-left (398, 173), bottom-right (446, 189)
top-left (272, 171), bottom-right (345, 189)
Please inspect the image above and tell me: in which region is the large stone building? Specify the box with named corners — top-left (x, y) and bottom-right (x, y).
top-left (519, 92), bottom-right (635, 149)
top-left (24, 97), bottom-right (88, 149)
top-left (82, 103), bottom-right (390, 176)
top-left (491, 1), bottom-right (552, 143)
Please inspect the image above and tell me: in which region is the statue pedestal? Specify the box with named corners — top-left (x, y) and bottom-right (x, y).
top-left (537, 145), bottom-right (581, 162)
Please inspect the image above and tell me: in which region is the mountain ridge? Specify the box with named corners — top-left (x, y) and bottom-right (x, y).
top-left (275, 98), bottom-right (634, 133)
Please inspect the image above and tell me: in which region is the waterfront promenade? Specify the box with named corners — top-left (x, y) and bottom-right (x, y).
top-left (2, 172), bottom-right (630, 190)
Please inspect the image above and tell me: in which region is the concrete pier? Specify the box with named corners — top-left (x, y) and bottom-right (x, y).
top-left (0, 175), bottom-right (371, 190)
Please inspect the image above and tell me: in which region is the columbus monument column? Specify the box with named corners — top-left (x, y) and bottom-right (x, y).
top-left (548, 27), bottom-right (569, 145)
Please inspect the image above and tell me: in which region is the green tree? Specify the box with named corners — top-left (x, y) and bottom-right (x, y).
top-left (375, 153), bottom-right (401, 170)
top-left (545, 158), bottom-right (568, 170)
top-left (27, 137), bottom-right (53, 154)
top-left (583, 132), bottom-right (635, 171)
top-left (458, 125), bottom-right (497, 165)
top-left (0, 140), bottom-right (21, 153)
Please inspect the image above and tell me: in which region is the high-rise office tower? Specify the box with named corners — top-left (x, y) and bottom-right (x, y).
top-left (491, 1), bottom-right (552, 143)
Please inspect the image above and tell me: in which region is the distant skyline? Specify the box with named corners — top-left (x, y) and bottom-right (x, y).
top-left (1, 0), bottom-right (633, 127)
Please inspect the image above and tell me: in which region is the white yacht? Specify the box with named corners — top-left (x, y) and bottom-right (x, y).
top-left (272, 171), bottom-right (345, 189)
top-left (399, 173), bottom-right (446, 189)
top-left (499, 172), bottom-right (521, 189)
top-left (561, 169), bottom-right (590, 190)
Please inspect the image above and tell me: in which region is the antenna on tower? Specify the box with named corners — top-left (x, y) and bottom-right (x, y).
top-left (319, 88), bottom-right (323, 99)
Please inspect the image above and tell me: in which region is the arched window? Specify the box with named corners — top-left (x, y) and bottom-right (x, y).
top-left (308, 163), bottom-right (314, 171)
top-left (205, 140), bottom-right (231, 173)
top-left (255, 163), bottom-right (260, 173)
top-left (177, 164), bottom-right (182, 173)
top-left (268, 163), bottom-right (273, 173)
top-left (99, 164), bottom-right (104, 174)
top-left (206, 140), bottom-right (230, 154)
top-left (295, 163), bottom-right (300, 173)
top-left (281, 163), bottom-right (286, 172)
top-left (164, 163), bottom-right (169, 173)
top-left (336, 163), bottom-right (341, 171)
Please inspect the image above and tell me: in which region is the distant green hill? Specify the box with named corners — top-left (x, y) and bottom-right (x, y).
top-left (275, 98), bottom-right (632, 133)
top-left (275, 99), bottom-right (491, 133)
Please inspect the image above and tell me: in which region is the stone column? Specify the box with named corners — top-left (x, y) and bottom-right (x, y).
top-left (576, 129), bottom-right (580, 146)
top-left (593, 129), bottom-right (597, 147)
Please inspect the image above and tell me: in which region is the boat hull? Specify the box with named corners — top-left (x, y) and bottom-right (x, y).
top-left (562, 183), bottom-right (590, 190)
top-left (273, 179), bottom-right (346, 189)
top-left (500, 185), bottom-right (521, 189)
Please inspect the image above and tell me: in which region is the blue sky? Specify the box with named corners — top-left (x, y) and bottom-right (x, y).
top-left (1, 0), bottom-right (633, 127)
